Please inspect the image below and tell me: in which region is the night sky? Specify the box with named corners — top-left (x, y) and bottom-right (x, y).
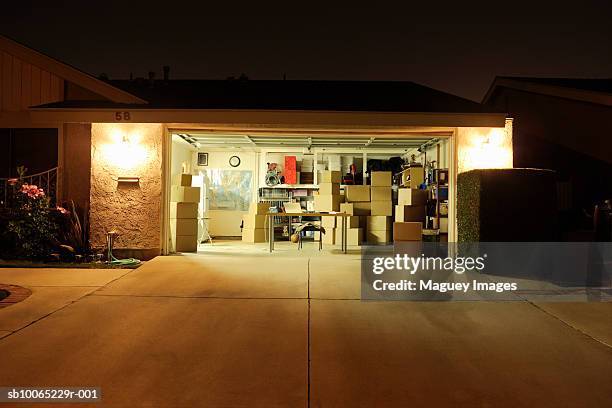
top-left (2, 1), bottom-right (611, 101)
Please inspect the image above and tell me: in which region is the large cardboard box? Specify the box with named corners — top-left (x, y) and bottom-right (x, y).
top-left (370, 200), bottom-right (392, 216)
top-left (320, 170), bottom-right (341, 184)
top-left (170, 218), bottom-right (198, 236)
top-left (314, 194), bottom-right (341, 212)
top-left (393, 222), bottom-right (423, 241)
top-left (395, 205), bottom-right (426, 225)
top-left (367, 230), bottom-right (392, 244)
top-left (170, 186), bottom-right (200, 203)
top-left (173, 173), bottom-right (193, 187)
top-left (353, 202), bottom-right (371, 215)
top-left (321, 215), bottom-right (337, 228)
top-left (319, 182), bottom-right (340, 196)
top-left (249, 202), bottom-right (270, 215)
top-left (170, 202), bottom-right (198, 219)
top-left (322, 228), bottom-right (336, 245)
top-left (371, 186), bottom-right (391, 201)
top-left (175, 235), bottom-right (197, 252)
top-left (367, 216), bottom-right (391, 231)
top-left (397, 188), bottom-right (428, 206)
top-left (243, 214), bottom-right (267, 229)
top-left (340, 202), bottom-right (354, 215)
top-left (242, 228), bottom-right (266, 243)
top-left (335, 227), bottom-right (363, 246)
top-left (371, 171), bottom-right (392, 186)
top-left (345, 185), bottom-right (370, 202)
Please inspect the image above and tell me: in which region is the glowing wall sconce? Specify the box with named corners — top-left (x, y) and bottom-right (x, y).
top-left (102, 128), bottom-right (149, 172)
top-left (458, 126), bottom-right (513, 173)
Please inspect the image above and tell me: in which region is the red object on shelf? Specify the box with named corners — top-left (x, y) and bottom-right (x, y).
top-left (284, 156), bottom-right (297, 184)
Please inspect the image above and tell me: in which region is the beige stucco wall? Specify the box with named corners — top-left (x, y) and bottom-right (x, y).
top-left (457, 119), bottom-right (513, 174)
top-left (90, 123), bottom-right (163, 257)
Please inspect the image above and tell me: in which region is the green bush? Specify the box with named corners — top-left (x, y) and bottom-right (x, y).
top-left (458, 168), bottom-right (558, 242)
top-left (7, 184), bottom-right (58, 259)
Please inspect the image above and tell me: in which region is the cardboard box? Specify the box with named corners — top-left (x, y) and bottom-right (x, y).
top-left (345, 185), bottom-right (370, 202)
top-left (175, 235), bottom-right (197, 252)
top-left (401, 167), bottom-right (424, 188)
top-left (243, 214), bottom-right (267, 229)
top-left (370, 200), bottom-right (392, 216)
top-left (370, 186), bottom-right (391, 201)
top-left (397, 188), bottom-right (428, 206)
top-left (319, 182), bottom-right (340, 196)
top-left (371, 171), bottom-right (392, 186)
top-left (340, 202), bottom-right (354, 215)
top-left (321, 215), bottom-right (337, 228)
top-left (353, 202), bottom-right (371, 215)
top-left (249, 202), bottom-right (270, 215)
top-left (320, 170), bottom-right (341, 183)
top-left (242, 228), bottom-right (267, 243)
top-left (173, 173), bottom-right (192, 187)
top-left (395, 205), bottom-right (426, 225)
top-left (314, 195), bottom-right (341, 212)
top-left (170, 202), bottom-right (198, 219)
top-left (170, 218), bottom-right (198, 236)
top-left (322, 228), bottom-right (336, 245)
top-left (367, 216), bottom-right (391, 231)
top-left (393, 222), bottom-right (423, 241)
top-left (367, 230), bottom-right (392, 244)
top-left (170, 186), bottom-right (200, 203)
top-left (335, 227), bottom-right (363, 246)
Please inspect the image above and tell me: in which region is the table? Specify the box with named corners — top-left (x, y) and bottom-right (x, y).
top-left (265, 212), bottom-right (350, 253)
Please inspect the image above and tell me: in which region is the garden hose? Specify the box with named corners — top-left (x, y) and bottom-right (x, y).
top-left (106, 230), bottom-right (141, 266)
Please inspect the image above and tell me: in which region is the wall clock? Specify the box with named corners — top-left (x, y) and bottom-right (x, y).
top-left (229, 155), bottom-right (241, 167)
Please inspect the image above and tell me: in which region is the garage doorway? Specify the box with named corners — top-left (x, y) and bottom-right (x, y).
top-left (165, 130), bottom-right (454, 254)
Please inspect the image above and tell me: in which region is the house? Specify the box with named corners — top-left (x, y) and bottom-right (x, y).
top-left (1, 35), bottom-right (513, 259)
top-left (484, 76), bottom-right (612, 230)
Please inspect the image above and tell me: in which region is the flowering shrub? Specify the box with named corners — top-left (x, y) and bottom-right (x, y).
top-left (7, 184), bottom-right (58, 259)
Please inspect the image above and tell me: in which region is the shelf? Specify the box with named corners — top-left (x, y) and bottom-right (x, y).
top-left (260, 184), bottom-right (319, 189)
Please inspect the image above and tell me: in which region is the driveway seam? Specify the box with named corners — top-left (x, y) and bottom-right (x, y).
top-left (0, 267), bottom-right (137, 341)
top-left (525, 300), bottom-right (612, 350)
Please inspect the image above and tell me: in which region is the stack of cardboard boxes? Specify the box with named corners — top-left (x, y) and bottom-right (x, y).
top-left (367, 171), bottom-right (393, 244)
top-left (393, 187), bottom-right (427, 242)
top-left (170, 174), bottom-right (200, 252)
top-left (242, 202), bottom-right (269, 243)
top-left (395, 188), bottom-right (428, 227)
top-left (314, 170), bottom-right (343, 212)
top-left (338, 181), bottom-right (370, 246)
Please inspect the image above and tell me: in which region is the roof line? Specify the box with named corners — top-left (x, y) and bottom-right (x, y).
top-left (0, 35), bottom-right (147, 104)
top-left (483, 76), bottom-right (612, 106)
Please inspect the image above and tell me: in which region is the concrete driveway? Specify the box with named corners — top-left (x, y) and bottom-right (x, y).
top-left (0, 246), bottom-right (611, 407)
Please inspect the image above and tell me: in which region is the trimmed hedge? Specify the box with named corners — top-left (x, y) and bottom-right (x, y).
top-left (457, 168), bottom-right (558, 242)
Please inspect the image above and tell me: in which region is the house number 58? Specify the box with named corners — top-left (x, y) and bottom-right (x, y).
top-left (115, 112), bottom-right (131, 121)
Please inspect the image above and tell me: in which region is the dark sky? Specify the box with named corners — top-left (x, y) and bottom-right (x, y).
top-left (2, 1), bottom-right (611, 101)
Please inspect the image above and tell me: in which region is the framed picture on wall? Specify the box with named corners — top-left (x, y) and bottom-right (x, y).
top-left (197, 152), bottom-right (208, 166)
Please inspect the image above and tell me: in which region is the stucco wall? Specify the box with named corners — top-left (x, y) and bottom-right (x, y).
top-left (90, 123), bottom-right (163, 256)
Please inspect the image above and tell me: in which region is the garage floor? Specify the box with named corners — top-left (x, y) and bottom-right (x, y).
top-left (0, 241), bottom-right (611, 407)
